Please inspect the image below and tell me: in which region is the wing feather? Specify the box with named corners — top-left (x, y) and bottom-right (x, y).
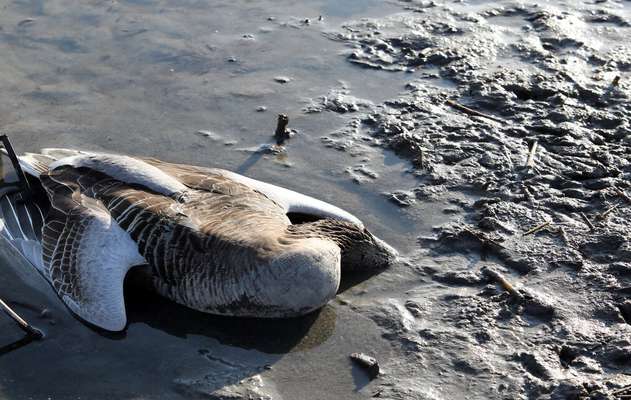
top-left (141, 157), bottom-right (363, 227)
top-left (38, 170), bottom-right (145, 331)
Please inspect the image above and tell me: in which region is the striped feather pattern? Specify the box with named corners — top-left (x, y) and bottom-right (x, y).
top-left (1, 150), bottom-right (395, 330)
top-left (0, 191), bottom-right (46, 269)
top-left (39, 165), bottom-right (298, 314)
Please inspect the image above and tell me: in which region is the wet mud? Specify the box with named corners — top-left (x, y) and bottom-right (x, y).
top-left (318, 1), bottom-right (631, 398)
top-left (1, 0), bottom-right (631, 399)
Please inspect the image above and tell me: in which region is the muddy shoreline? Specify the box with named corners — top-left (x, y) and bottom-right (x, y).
top-left (1, 0), bottom-right (631, 399)
top-left (321, 1), bottom-right (631, 398)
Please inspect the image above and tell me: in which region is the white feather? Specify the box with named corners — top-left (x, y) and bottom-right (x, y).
top-left (51, 153), bottom-right (187, 196)
top-left (64, 208), bottom-right (145, 331)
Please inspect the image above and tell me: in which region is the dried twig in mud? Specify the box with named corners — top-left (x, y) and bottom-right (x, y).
top-left (596, 203), bottom-right (621, 222)
top-left (523, 186), bottom-right (535, 203)
top-left (523, 220), bottom-right (551, 236)
top-left (0, 297), bottom-right (43, 339)
top-left (481, 266), bottom-right (524, 302)
top-left (580, 212), bottom-right (596, 231)
top-left (612, 75), bottom-right (621, 87)
top-left (445, 100), bottom-right (504, 123)
top-left (525, 140), bottom-right (538, 169)
top-left (274, 114), bottom-right (290, 145)
top-left (464, 228), bottom-right (505, 250)
top-left (612, 384), bottom-right (631, 395)
top-left (616, 188), bottom-right (631, 204)
top-left (555, 226), bottom-right (571, 246)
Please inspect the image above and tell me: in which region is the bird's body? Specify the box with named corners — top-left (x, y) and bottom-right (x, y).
top-left (0, 148), bottom-right (397, 331)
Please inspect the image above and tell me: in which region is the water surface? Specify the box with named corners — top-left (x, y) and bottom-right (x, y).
top-left (0, 1), bottom-right (445, 398)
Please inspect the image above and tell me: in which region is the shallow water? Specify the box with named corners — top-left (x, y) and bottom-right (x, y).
top-left (0, 1), bottom-right (444, 399)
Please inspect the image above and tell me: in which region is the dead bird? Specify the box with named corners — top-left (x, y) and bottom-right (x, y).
top-left (0, 148), bottom-right (397, 331)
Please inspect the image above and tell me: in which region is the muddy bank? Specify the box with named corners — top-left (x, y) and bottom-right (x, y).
top-left (0, 1), bottom-right (424, 399)
top-left (314, 0), bottom-right (631, 398)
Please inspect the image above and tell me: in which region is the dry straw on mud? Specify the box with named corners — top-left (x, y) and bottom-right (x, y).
top-left (482, 266), bottom-right (524, 302)
top-left (523, 220), bottom-right (551, 236)
top-left (445, 99), bottom-right (504, 123)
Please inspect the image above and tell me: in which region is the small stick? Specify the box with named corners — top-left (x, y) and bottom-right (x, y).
top-left (0, 297), bottom-right (43, 339)
top-left (481, 267), bottom-right (524, 301)
top-left (612, 384), bottom-right (631, 395)
top-left (274, 114), bottom-right (290, 145)
top-left (596, 203), bottom-right (620, 221)
top-left (523, 186), bottom-right (535, 203)
top-left (579, 212), bottom-right (595, 231)
top-left (612, 75), bottom-right (621, 87)
top-left (616, 188), bottom-right (631, 204)
top-left (556, 226), bottom-right (570, 245)
top-left (525, 140), bottom-right (538, 168)
top-left (523, 220), bottom-right (551, 236)
top-left (445, 100), bottom-right (504, 123)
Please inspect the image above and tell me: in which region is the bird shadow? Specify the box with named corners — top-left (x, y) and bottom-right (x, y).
top-left (236, 151), bottom-right (265, 175)
top-left (338, 268), bottom-right (385, 293)
top-left (117, 256), bottom-right (384, 351)
top-left (122, 271), bottom-right (337, 355)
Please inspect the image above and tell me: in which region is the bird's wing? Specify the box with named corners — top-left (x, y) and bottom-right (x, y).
top-left (39, 169), bottom-right (145, 331)
top-left (141, 158), bottom-right (364, 228)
